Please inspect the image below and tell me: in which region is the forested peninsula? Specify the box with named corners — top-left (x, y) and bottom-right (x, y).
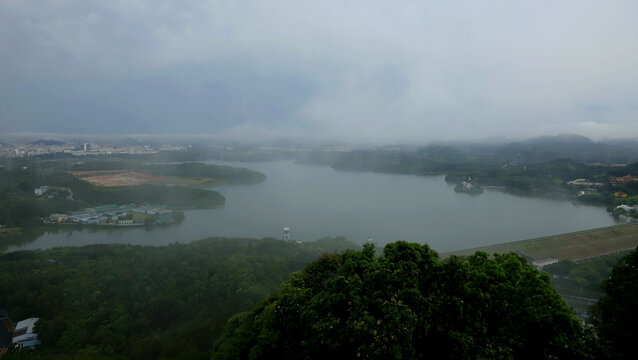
top-left (0, 156), bottom-right (266, 227)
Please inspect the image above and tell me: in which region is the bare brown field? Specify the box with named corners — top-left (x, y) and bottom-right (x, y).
top-left (69, 170), bottom-right (128, 177)
top-left (69, 170), bottom-right (212, 187)
top-left (444, 223), bottom-right (638, 261)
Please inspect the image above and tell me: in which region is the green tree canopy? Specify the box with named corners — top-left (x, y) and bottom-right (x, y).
top-left (590, 246), bottom-right (638, 360)
top-left (0, 237), bottom-right (354, 360)
top-left (213, 242), bottom-right (587, 360)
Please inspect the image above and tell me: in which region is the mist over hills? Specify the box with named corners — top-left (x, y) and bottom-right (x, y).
top-left (494, 135), bottom-right (638, 164)
top-left (415, 135), bottom-right (638, 165)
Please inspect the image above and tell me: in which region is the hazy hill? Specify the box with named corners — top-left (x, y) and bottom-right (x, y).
top-left (609, 162), bottom-right (638, 176)
top-left (497, 135), bottom-right (637, 164)
top-left (28, 139), bottom-right (65, 146)
top-left (602, 138), bottom-right (638, 152)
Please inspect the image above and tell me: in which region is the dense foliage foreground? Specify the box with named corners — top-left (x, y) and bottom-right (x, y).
top-left (213, 243), bottom-right (588, 360)
top-left (2, 238), bottom-right (637, 359)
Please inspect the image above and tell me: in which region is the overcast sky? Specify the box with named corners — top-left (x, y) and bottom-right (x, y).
top-left (1, 0), bottom-right (637, 144)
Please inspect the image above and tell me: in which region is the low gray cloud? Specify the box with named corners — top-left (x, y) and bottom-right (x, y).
top-left (1, 0), bottom-right (637, 143)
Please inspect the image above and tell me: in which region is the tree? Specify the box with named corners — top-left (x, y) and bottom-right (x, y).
top-left (590, 247), bottom-right (638, 360)
top-left (212, 242), bottom-right (588, 360)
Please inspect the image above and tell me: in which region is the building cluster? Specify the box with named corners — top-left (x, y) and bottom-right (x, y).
top-left (65, 143), bottom-right (160, 156)
top-left (0, 141), bottom-right (188, 158)
top-left (45, 203), bottom-right (178, 226)
top-left (567, 178), bottom-right (604, 186)
top-left (11, 318), bottom-right (40, 349)
top-left (609, 175), bottom-right (638, 186)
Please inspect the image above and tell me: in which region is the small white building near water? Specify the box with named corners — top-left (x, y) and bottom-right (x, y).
top-left (616, 204), bottom-right (637, 212)
top-left (12, 317), bottom-right (41, 349)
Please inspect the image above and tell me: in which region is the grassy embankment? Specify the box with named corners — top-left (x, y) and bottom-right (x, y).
top-left (444, 223), bottom-right (638, 261)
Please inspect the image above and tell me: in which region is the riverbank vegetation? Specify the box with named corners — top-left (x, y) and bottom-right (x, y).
top-left (68, 160), bottom-right (266, 186)
top-left (141, 162), bottom-right (266, 185)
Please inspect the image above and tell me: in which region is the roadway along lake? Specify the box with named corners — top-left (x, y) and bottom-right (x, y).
top-left (8, 160), bottom-right (619, 253)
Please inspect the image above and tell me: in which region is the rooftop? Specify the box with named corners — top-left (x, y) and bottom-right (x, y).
top-left (14, 318), bottom-right (38, 334)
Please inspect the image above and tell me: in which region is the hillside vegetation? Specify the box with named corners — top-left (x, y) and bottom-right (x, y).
top-left (0, 237), bottom-right (355, 360)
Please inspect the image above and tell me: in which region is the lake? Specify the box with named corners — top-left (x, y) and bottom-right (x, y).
top-left (7, 160), bottom-right (619, 253)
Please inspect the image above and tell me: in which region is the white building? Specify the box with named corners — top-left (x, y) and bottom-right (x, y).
top-left (34, 186), bottom-right (48, 196)
top-left (616, 205), bottom-right (634, 212)
top-left (12, 318), bottom-right (40, 349)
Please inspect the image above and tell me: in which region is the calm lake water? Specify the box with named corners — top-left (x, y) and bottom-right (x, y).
top-left (8, 160), bottom-right (619, 253)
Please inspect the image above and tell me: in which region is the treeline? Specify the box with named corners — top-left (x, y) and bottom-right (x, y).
top-left (142, 162), bottom-right (266, 185)
top-left (0, 237), bottom-right (355, 360)
top-left (69, 160), bottom-right (266, 185)
top-left (323, 148), bottom-right (638, 203)
top-left (331, 149), bottom-right (475, 176)
top-left (328, 149), bottom-right (614, 199)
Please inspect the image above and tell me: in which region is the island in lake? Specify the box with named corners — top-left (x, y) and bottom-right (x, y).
top-left (454, 181), bottom-right (483, 195)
